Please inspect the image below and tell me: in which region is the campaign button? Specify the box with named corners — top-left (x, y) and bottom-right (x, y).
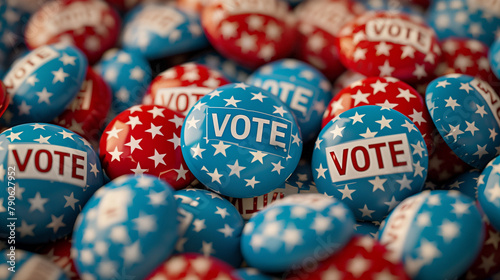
top-left (72, 175), bottom-right (178, 280)
top-left (25, 0), bottom-right (121, 64)
top-left (174, 189), bottom-right (244, 267)
top-left (425, 74), bottom-right (500, 169)
top-left (478, 156), bottom-right (500, 232)
top-left (181, 83), bottom-right (302, 198)
top-left (121, 3), bottom-right (208, 60)
top-left (0, 123), bottom-right (103, 244)
top-left (143, 63), bottom-right (230, 115)
top-left (313, 105), bottom-right (428, 222)
top-left (100, 105), bottom-right (195, 190)
top-left (337, 11), bottom-right (441, 83)
top-left (247, 59), bottom-right (332, 142)
top-left (240, 193), bottom-right (355, 272)
top-left (378, 190), bottom-right (484, 280)
top-left (201, 0), bottom-right (297, 69)
top-left (1, 44), bottom-right (87, 126)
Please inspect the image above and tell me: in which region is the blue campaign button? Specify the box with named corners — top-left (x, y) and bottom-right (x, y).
top-left (0, 123), bottom-right (103, 244)
top-left (240, 193), bottom-right (355, 273)
top-left (181, 83), bottom-right (303, 198)
top-left (478, 156), bottom-right (500, 232)
top-left (72, 175), bottom-right (178, 279)
top-left (426, 0), bottom-right (500, 45)
top-left (378, 190), bottom-right (484, 280)
top-left (0, 249), bottom-right (69, 279)
top-left (443, 169), bottom-right (481, 200)
top-left (121, 3), bottom-right (208, 60)
top-left (312, 105), bottom-right (428, 222)
top-left (1, 44), bottom-right (87, 126)
top-left (175, 189), bottom-right (244, 267)
top-left (94, 48), bottom-right (152, 117)
top-left (426, 74), bottom-right (500, 169)
top-left (192, 51), bottom-right (252, 83)
top-left (247, 59), bottom-right (332, 142)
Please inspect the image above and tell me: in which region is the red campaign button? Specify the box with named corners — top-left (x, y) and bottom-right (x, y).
top-left (322, 76), bottom-right (434, 152)
top-left (99, 105), bottom-right (195, 190)
top-left (143, 63), bottom-right (230, 115)
top-left (36, 237), bottom-right (78, 280)
top-left (294, 0), bottom-right (365, 80)
top-left (427, 134), bottom-right (471, 183)
top-left (25, 0), bottom-right (121, 64)
top-left (145, 253), bottom-right (238, 280)
top-left (286, 235), bottom-right (409, 280)
top-left (336, 11), bottom-right (441, 83)
top-left (201, 0), bottom-right (297, 69)
top-left (53, 68), bottom-right (112, 145)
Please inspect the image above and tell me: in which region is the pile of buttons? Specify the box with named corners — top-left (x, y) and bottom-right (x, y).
top-left (2, 0), bottom-right (500, 279)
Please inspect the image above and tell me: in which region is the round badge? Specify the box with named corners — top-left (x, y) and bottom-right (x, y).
top-left (143, 63), bottom-right (230, 115)
top-left (72, 175), bottom-right (178, 280)
top-left (181, 83), bottom-right (303, 198)
top-left (313, 105), bottom-right (428, 222)
top-left (1, 44), bottom-right (87, 126)
top-left (121, 3), bottom-right (208, 60)
top-left (174, 189), bottom-right (244, 267)
top-left (201, 0), bottom-right (297, 69)
top-left (25, 0), bottom-right (121, 64)
top-left (247, 59), bottom-right (332, 142)
top-left (100, 105), bottom-right (195, 190)
top-left (337, 11), bottom-right (441, 83)
top-left (378, 190), bottom-right (484, 280)
top-left (425, 74), bottom-right (500, 169)
top-left (0, 123), bottom-right (103, 244)
top-left (294, 0), bottom-right (365, 80)
top-left (322, 76), bottom-right (434, 152)
top-left (241, 193), bottom-right (355, 273)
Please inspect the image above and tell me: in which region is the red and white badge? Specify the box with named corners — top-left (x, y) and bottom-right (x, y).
top-left (25, 0), bottom-right (121, 64)
top-left (145, 253), bottom-right (238, 280)
top-left (322, 76), bottom-right (434, 152)
top-left (286, 235), bottom-right (409, 280)
top-left (53, 68), bottom-right (112, 145)
top-left (99, 105), bottom-right (195, 190)
top-left (336, 11), bottom-right (441, 83)
top-left (143, 63), bottom-right (230, 115)
top-left (294, 0), bottom-right (365, 80)
top-left (201, 0), bottom-right (297, 69)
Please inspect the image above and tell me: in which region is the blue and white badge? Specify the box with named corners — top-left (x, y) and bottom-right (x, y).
top-left (121, 3), bottom-right (208, 60)
top-left (0, 123), bottom-right (102, 244)
top-left (1, 44), bottom-right (87, 126)
top-left (181, 83), bottom-right (303, 198)
top-left (241, 193), bottom-right (355, 273)
top-left (192, 51), bottom-right (252, 83)
top-left (0, 249), bottom-right (68, 280)
top-left (247, 59), bottom-right (332, 142)
top-left (444, 169), bottom-right (481, 200)
top-left (478, 156), bottom-right (500, 232)
top-left (312, 105), bottom-right (428, 222)
top-left (426, 74), bottom-right (500, 169)
top-left (72, 175), bottom-right (178, 280)
top-left (175, 189), bottom-right (244, 267)
top-left (94, 48), bottom-right (152, 117)
top-left (378, 190), bottom-right (484, 280)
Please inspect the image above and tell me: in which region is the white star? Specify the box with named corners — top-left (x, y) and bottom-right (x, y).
top-left (34, 135), bottom-right (51, 144)
top-left (464, 121), bottom-right (479, 136)
top-left (36, 88), bottom-right (53, 104)
top-left (148, 149), bottom-right (166, 167)
top-left (218, 224), bottom-right (235, 238)
top-left (220, 21), bottom-right (238, 39)
top-left (29, 192), bottom-right (48, 212)
top-left (370, 80), bottom-right (388, 94)
top-left (351, 90), bottom-right (370, 106)
top-left (375, 115), bottom-right (392, 129)
top-left (411, 141), bottom-right (425, 158)
top-left (207, 168), bottom-right (223, 184)
top-left (236, 32), bottom-right (257, 53)
top-left (451, 200), bottom-right (471, 217)
top-left (16, 220), bottom-right (35, 238)
top-left (460, 82), bottom-right (473, 93)
top-left (396, 174), bottom-right (413, 191)
top-left (384, 196), bottom-right (400, 211)
top-left (31, 123), bottom-right (46, 130)
top-left (191, 143), bottom-right (206, 159)
top-left (401, 45), bottom-right (415, 59)
top-left (265, 22), bottom-right (282, 40)
top-left (446, 124), bottom-right (464, 141)
top-left (251, 92), bottom-right (268, 102)
top-left (59, 53), bottom-right (76, 65)
top-left (409, 109), bottom-right (426, 126)
top-left (487, 183), bottom-right (500, 201)
top-left (490, 128), bottom-right (498, 141)
top-left (215, 207), bottom-right (230, 219)
top-left (444, 96), bottom-right (461, 110)
top-left (347, 255), bottom-right (371, 278)
top-left (121, 241), bottom-right (143, 265)
top-left (245, 176), bottom-right (260, 189)
top-left (436, 80), bottom-right (451, 88)
top-left (271, 161), bottom-right (285, 174)
top-left (128, 105), bottom-right (143, 114)
top-left (257, 44), bottom-right (276, 61)
top-left (145, 123), bottom-right (163, 139)
top-left (174, 164), bottom-right (189, 181)
top-left (360, 128), bottom-right (377, 138)
top-left (330, 124), bottom-right (345, 140)
top-left (212, 141), bottom-right (230, 156)
top-left (129, 66), bottom-right (145, 81)
top-left (292, 133), bottom-right (301, 146)
top-left (6, 131), bottom-right (22, 142)
top-left (396, 88), bottom-right (415, 102)
top-left (193, 219), bottom-right (206, 232)
top-left (186, 116), bottom-right (200, 129)
top-left (308, 33), bottom-right (326, 53)
top-left (413, 64), bottom-right (427, 79)
top-left (378, 60), bottom-right (395, 76)
top-left (169, 115), bottom-right (184, 128)
top-left (439, 220), bottom-right (459, 242)
top-left (109, 146), bottom-right (123, 162)
top-left (18, 101), bottom-right (32, 115)
top-left (147, 190), bottom-right (167, 206)
top-left (413, 161), bottom-right (425, 177)
top-left (376, 99), bottom-right (398, 110)
top-left (46, 214), bottom-right (66, 233)
top-left (358, 204), bottom-right (375, 218)
top-left (200, 241), bottom-right (215, 256)
top-left (369, 176), bottom-right (386, 192)
top-left (473, 144), bottom-right (488, 159)
top-left (416, 212), bottom-right (431, 227)
top-left (147, 106), bottom-right (164, 119)
top-left (224, 96), bottom-right (241, 107)
top-left (273, 106), bottom-right (287, 117)
top-left (375, 42), bottom-right (392, 56)
top-left (250, 150), bottom-right (267, 164)
top-left (26, 75), bottom-right (38, 86)
top-left (106, 126), bottom-right (123, 140)
top-left (316, 163), bottom-right (327, 179)
top-left (338, 185), bottom-right (356, 200)
top-left (58, 130), bottom-right (74, 140)
top-left (246, 15), bottom-right (264, 30)
top-left (168, 133), bottom-right (181, 150)
top-left (311, 216), bottom-right (332, 235)
top-left (282, 226), bottom-right (303, 251)
top-left (125, 136), bottom-right (142, 153)
top-left (234, 83), bottom-right (250, 90)
top-left (51, 68), bottom-right (69, 83)
top-left (353, 48), bottom-right (367, 61)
